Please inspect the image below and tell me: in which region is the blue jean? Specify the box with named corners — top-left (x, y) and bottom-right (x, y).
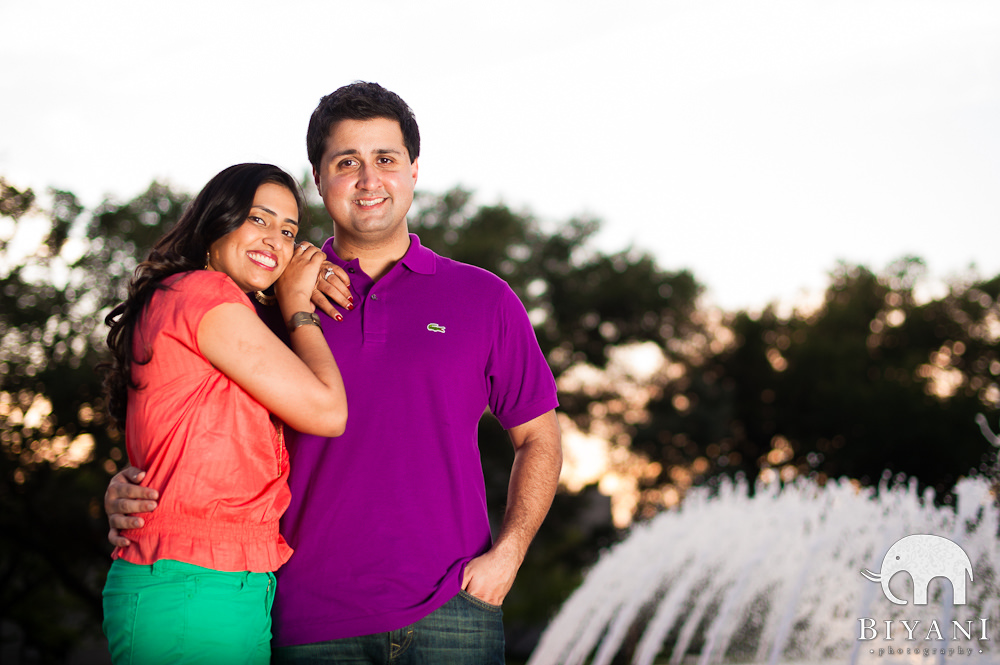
top-left (271, 590), bottom-right (505, 664)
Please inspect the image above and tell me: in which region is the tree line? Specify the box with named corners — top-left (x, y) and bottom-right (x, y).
top-left (1, 177), bottom-right (997, 662)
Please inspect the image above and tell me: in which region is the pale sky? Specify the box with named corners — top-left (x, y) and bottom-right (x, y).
top-left (2, 0), bottom-right (998, 312)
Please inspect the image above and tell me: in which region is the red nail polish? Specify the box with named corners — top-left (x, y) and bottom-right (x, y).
top-left (335, 313), bottom-right (343, 322)
top-left (347, 303), bottom-right (354, 311)
top-left (348, 295), bottom-right (355, 303)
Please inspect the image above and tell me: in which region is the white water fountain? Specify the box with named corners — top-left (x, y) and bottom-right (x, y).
top-left (529, 467), bottom-right (1000, 665)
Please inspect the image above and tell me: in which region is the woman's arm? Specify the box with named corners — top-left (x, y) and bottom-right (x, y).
top-left (199, 243), bottom-right (347, 436)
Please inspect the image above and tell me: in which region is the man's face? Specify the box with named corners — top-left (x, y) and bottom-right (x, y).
top-left (313, 117), bottom-right (419, 246)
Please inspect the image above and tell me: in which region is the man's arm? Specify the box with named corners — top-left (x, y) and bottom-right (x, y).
top-left (461, 409), bottom-right (562, 605)
top-left (105, 465), bottom-right (159, 548)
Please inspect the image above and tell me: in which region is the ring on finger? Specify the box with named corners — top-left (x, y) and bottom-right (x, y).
top-left (323, 268), bottom-right (334, 281)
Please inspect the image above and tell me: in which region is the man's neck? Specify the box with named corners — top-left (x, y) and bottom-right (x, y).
top-left (331, 228), bottom-right (411, 282)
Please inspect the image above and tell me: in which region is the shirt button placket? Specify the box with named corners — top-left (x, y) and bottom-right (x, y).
top-left (363, 291), bottom-right (387, 344)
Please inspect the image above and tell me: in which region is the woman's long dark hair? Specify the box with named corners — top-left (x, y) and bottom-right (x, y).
top-left (101, 163), bottom-right (305, 430)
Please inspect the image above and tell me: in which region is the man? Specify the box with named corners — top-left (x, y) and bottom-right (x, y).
top-left (106, 82), bottom-right (562, 664)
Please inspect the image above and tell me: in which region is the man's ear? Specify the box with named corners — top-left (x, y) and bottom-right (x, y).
top-left (410, 157), bottom-right (419, 186)
top-left (313, 166), bottom-right (322, 195)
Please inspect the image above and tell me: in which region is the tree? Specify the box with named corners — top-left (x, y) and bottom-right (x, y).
top-left (1, 178), bottom-right (188, 662)
top-left (411, 188), bottom-right (703, 372)
top-left (629, 257), bottom-right (1000, 512)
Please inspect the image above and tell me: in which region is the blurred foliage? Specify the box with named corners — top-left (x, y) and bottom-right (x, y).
top-left (410, 187), bottom-right (703, 372)
top-left (1, 175), bottom-right (998, 662)
top-left (0, 178), bottom-right (190, 663)
top-left (626, 257), bottom-right (1000, 517)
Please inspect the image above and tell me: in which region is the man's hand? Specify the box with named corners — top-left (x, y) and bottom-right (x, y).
top-left (311, 262), bottom-right (353, 320)
top-left (461, 546), bottom-right (521, 606)
top-left (461, 410), bottom-right (562, 607)
top-left (105, 465), bottom-right (158, 548)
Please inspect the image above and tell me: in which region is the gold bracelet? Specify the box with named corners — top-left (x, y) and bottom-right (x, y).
top-left (288, 311), bottom-right (321, 332)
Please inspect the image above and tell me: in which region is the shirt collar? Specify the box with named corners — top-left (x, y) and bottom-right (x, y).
top-left (321, 233), bottom-right (436, 276)
top-left (397, 234), bottom-right (436, 275)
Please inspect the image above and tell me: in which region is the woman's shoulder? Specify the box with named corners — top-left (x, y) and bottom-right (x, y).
top-left (163, 270), bottom-right (249, 303)
top-left (163, 269), bottom-right (231, 288)
top-left (143, 271), bottom-right (252, 342)
top-left (163, 270), bottom-right (246, 297)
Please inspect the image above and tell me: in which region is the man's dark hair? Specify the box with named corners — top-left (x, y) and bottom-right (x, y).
top-left (307, 81), bottom-right (420, 170)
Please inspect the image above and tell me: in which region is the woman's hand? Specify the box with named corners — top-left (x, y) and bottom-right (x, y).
top-left (274, 242), bottom-right (327, 318)
top-left (313, 262), bottom-right (354, 320)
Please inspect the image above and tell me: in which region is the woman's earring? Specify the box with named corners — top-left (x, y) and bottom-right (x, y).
top-left (204, 251), bottom-right (211, 270)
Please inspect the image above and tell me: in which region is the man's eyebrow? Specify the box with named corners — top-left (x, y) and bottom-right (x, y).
top-left (251, 204), bottom-right (298, 225)
top-left (330, 147), bottom-right (404, 158)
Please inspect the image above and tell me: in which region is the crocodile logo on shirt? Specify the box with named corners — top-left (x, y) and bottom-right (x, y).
top-left (427, 323), bottom-right (446, 333)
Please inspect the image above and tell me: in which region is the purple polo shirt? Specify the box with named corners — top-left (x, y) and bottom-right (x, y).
top-left (266, 234), bottom-right (558, 646)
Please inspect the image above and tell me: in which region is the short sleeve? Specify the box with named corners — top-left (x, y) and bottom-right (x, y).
top-left (138, 271), bottom-right (254, 361)
top-left (169, 271), bottom-right (253, 326)
top-left (168, 270), bottom-right (253, 339)
top-left (485, 285), bottom-right (559, 430)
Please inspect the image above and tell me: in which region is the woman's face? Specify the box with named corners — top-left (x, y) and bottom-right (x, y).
top-left (206, 182), bottom-right (300, 293)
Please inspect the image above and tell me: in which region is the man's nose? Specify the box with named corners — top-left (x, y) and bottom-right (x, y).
top-left (356, 163), bottom-right (381, 190)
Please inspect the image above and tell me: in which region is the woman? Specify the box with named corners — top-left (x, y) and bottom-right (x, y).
top-left (99, 163), bottom-right (347, 664)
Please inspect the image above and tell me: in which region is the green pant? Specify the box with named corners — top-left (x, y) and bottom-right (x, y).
top-left (102, 559), bottom-right (276, 665)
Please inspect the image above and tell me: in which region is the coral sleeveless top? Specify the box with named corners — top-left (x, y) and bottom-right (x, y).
top-left (114, 270), bottom-right (292, 573)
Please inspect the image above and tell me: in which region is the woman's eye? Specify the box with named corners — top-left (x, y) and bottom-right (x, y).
top-left (249, 215), bottom-right (265, 225)
top-left (282, 229), bottom-right (296, 239)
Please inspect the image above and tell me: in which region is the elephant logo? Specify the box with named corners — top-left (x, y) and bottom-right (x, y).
top-left (861, 534), bottom-right (973, 605)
